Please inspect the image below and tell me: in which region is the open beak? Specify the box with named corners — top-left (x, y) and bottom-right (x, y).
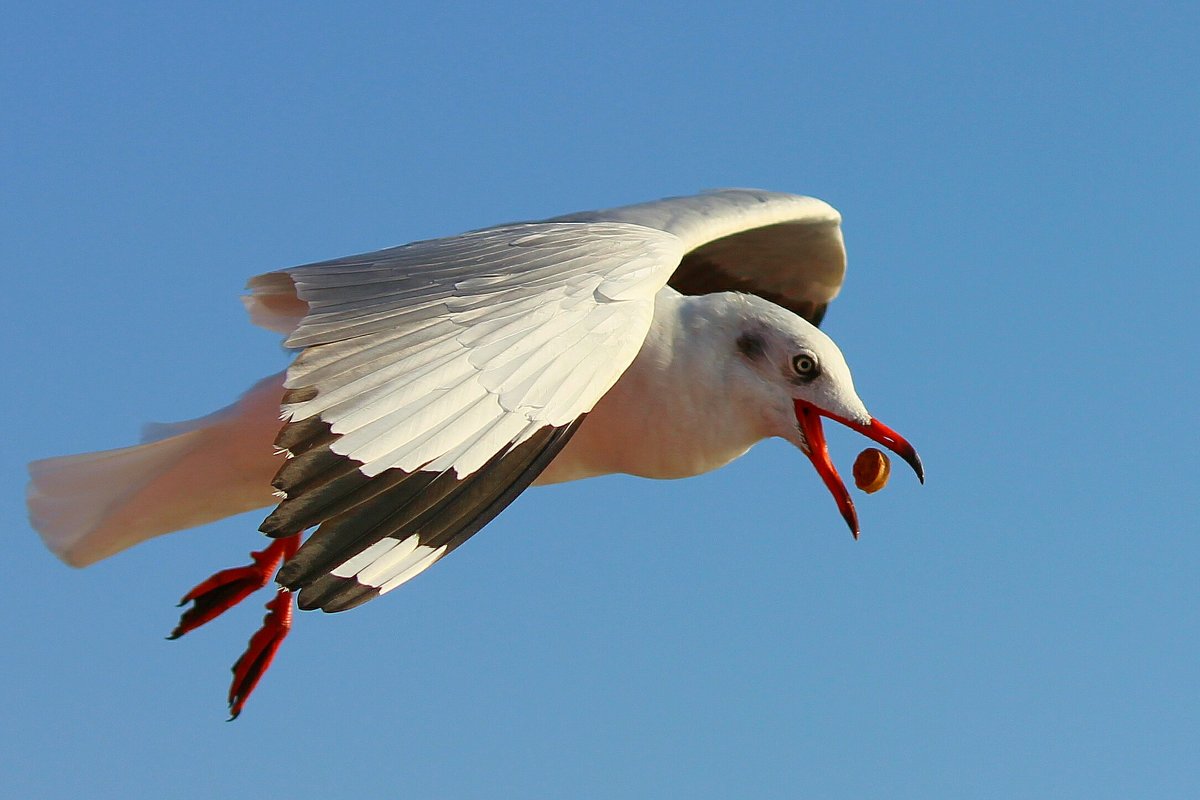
top-left (793, 399), bottom-right (924, 539)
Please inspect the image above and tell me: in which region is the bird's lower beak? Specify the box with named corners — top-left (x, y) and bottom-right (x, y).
top-left (793, 399), bottom-right (924, 539)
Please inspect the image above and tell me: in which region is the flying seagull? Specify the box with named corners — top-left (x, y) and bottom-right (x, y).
top-left (27, 188), bottom-right (924, 717)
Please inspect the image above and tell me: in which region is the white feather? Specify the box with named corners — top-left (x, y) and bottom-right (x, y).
top-left (332, 533), bottom-right (447, 594)
top-left (353, 537), bottom-right (422, 585)
top-left (331, 537), bottom-right (407, 578)
top-left (376, 545), bottom-right (449, 594)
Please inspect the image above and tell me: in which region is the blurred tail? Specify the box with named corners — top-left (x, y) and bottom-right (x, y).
top-left (28, 371), bottom-right (288, 567)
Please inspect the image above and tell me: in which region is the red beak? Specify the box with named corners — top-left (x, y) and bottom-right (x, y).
top-left (793, 399), bottom-right (924, 539)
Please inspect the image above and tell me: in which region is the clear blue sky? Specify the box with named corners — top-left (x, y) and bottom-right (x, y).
top-left (4, 3), bottom-right (1197, 798)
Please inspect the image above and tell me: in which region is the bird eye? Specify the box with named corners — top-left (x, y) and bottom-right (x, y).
top-left (791, 353), bottom-right (819, 379)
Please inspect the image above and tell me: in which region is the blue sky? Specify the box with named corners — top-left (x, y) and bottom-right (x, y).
top-left (3, 3), bottom-right (1197, 798)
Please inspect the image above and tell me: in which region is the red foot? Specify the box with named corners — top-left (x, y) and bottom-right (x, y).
top-left (168, 534), bottom-right (301, 640)
top-left (227, 588), bottom-right (294, 720)
top-left (167, 533), bottom-right (303, 719)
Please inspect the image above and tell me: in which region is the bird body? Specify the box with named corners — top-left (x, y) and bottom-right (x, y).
top-left (540, 289), bottom-right (765, 484)
top-left (26, 188), bottom-right (923, 717)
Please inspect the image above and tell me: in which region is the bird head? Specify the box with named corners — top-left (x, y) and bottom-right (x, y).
top-left (729, 296), bottom-right (924, 537)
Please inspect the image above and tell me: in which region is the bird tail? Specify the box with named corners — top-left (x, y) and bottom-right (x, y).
top-left (27, 371), bottom-right (288, 568)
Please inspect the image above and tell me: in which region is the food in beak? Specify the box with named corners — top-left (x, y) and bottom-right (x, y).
top-left (793, 399), bottom-right (923, 538)
top-left (852, 448), bottom-right (891, 493)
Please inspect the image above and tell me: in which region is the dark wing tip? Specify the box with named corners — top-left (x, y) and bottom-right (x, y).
top-left (266, 416), bottom-right (586, 613)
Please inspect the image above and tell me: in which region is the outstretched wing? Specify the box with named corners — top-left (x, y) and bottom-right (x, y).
top-left (552, 188), bottom-right (846, 326)
top-left (251, 222), bottom-right (683, 612)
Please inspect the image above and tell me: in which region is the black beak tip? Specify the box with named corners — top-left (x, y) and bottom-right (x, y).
top-left (910, 452), bottom-right (925, 485)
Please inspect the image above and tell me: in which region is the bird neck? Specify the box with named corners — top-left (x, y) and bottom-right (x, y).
top-left (538, 289), bottom-right (767, 484)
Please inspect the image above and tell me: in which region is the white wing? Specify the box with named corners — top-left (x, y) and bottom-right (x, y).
top-left (255, 221), bottom-right (683, 612)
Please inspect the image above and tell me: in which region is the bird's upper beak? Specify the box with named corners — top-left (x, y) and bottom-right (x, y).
top-left (793, 399), bottom-right (924, 538)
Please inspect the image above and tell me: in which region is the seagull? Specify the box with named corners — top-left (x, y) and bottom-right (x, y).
top-left (27, 188), bottom-right (923, 717)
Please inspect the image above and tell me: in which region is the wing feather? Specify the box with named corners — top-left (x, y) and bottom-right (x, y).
top-left (290, 419), bottom-right (582, 613)
top-left (258, 222), bottom-right (682, 611)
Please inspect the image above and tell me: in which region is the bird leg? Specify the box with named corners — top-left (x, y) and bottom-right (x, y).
top-left (168, 533), bottom-right (302, 639)
top-left (167, 533), bottom-right (302, 719)
top-left (227, 587), bottom-right (294, 720)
